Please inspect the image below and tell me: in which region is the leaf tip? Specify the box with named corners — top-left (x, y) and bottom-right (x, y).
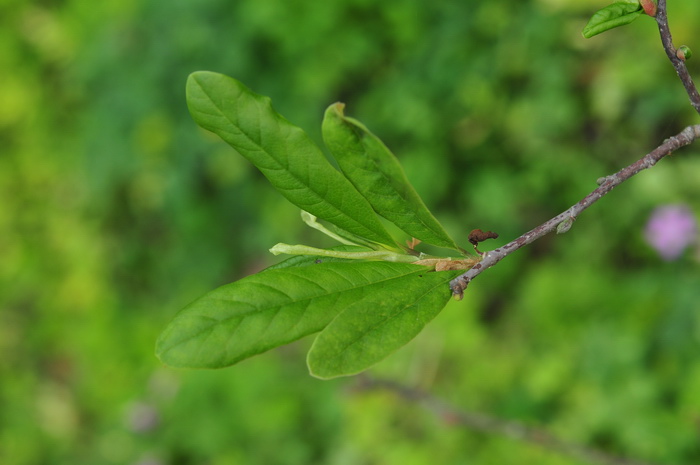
top-left (307, 354), bottom-right (337, 380)
top-left (186, 70), bottom-right (217, 88)
top-left (307, 367), bottom-right (334, 380)
top-left (332, 101), bottom-right (346, 112)
top-left (307, 356), bottom-right (354, 380)
top-left (154, 337), bottom-right (177, 368)
top-left (325, 102), bottom-right (347, 121)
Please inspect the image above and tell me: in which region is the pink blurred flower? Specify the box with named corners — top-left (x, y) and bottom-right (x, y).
top-left (125, 401), bottom-right (159, 433)
top-left (644, 205), bottom-right (698, 260)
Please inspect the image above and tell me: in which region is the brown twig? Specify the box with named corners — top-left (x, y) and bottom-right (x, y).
top-left (452, 1), bottom-right (700, 298)
top-left (655, 0), bottom-right (700, 115)
top-left (450, 124), bottom-right (700, 298)
top-left (354, 376), bottom-right (666, 465)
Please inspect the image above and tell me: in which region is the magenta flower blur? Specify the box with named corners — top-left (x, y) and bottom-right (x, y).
top-left (644, 205), bottom-right (698, 260)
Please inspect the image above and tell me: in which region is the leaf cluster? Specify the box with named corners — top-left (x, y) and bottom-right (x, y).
top-left (156, 71), bottom-right (473, 378)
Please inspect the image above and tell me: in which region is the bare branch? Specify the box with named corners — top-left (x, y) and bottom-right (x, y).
top-left (655, 0), bottom-right (700, 115)
top-left (451, 124), bottom-right (700, 298)
top-left (364, 6), bottom-right (700, 463)
top-left (354, 376), bottom-right (666, 465)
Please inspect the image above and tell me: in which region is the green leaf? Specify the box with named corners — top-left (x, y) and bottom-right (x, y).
top-left (582, 1), bottom-right (643, 38)
top-left (307, 268), bottom-right (461, 379)
top-left (155, 261), bottom-right (435, 369)
top-left (322, 103), bottom-right (463, 252)
top-left (186, 71), bottom-right (396, 247)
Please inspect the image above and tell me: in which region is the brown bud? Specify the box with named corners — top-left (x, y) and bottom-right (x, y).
top-left (405, 237), bottom-right (421, 250)
top-left (640, 0), bottom-right (657, 17)
top-left (468, 229), bottom-right (499, 246)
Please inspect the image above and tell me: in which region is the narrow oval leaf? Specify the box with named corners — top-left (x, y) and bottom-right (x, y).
top-left (307, 268), bottom-right (462, 379)
top-left (264, 244), bottom-right (371, 270)
top-left (186, 71), bottom-right (395, 247)
top-left (155, 261), bottom-right (433, 369)
top-left (582, 2), bottom-right (643, 38)
top-left (322, 103), bottom-right (462, 252)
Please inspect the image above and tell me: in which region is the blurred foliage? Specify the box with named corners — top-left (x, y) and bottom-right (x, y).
top-left (2, 0), bottom-right (700, 464)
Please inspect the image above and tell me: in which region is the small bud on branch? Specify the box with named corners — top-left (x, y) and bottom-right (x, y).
top-left (468, 229), bottom-right (499, 255)
top-left (677, 45), bottom-right (692, 62)
top-left (640, 0), bottom-right (657, 17)
top-left (556, 217), bottom-right (576, 235)
top-left (468, 229), bottom-right (499, 246)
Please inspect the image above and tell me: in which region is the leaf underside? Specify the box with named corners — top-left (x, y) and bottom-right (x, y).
top-left (582, 2), bottom-right (643, 38)
top-left (186, 71), bottom-right (395, 247)
top-left (322, 103), bottom-right (462, 252)
top-left (155, 261), bottom-right (455, 371)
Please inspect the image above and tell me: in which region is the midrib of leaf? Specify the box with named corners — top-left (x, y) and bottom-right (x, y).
top-left (322, 103), bottom-right (461, 251)
top-left (164, 270), bottom-right (393, 359)
top-left (197, 85), bottom-right (297, 176)
top-left (155, 261), bottom-right (434, 368)
top-left (198, 266), bottom-right (420, 327)
top-left (347, 123), bottom-right (440, 233)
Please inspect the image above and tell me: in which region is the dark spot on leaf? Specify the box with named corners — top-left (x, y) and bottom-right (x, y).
top-left (314, 259), bottom-right (323, 264)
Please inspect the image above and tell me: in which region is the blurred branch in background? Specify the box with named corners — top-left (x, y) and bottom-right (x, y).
top-left (354, 376), bottom-right (666, 465)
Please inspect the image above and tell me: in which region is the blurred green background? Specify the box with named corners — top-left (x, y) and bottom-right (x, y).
top-left (2, 0), bottom-right (700, 463)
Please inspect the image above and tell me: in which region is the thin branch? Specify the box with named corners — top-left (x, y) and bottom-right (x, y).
top-left (655, 0), bottom-right (700, 115)
top-left (452, 1), bottom-right (700, 298)
top-left (354, 376), bottom-right (666, 465)
top-left (450, 124), bottom-right (700, 298)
